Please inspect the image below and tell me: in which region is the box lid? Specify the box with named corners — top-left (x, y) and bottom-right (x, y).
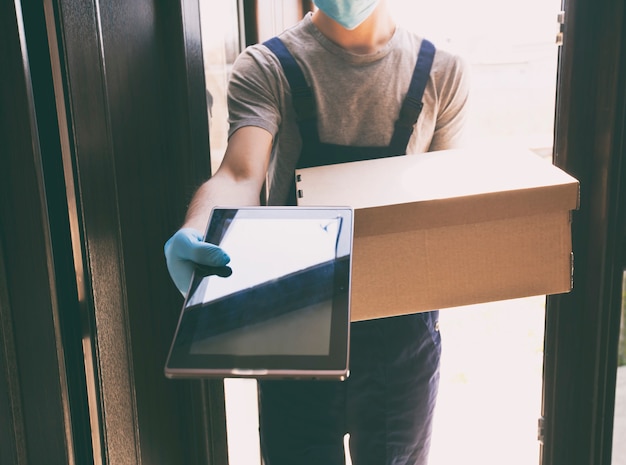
top-left (296, 148), bottom-right (580, 237)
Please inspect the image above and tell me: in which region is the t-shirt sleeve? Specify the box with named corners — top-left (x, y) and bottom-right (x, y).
top-left (227, 45), bottom-right (286, 139)
top-left (428, 53), bottom-right (471, 151)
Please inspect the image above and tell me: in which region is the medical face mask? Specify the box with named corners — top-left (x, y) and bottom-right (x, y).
top-left (314, 0), bottom-right (380, 30)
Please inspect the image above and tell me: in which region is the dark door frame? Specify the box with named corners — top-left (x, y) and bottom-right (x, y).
top-left (1, 0), bottom-right (229, 463)
top-left (1, 1), bottom-right (88, 462)
top-left (542, 0), bottom-right (626, 464)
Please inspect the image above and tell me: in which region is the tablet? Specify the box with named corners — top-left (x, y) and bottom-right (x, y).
top-left (164, 206), bottom-right (353, 380)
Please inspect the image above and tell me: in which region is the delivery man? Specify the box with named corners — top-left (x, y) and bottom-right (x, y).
top-left (165, 1), bottom-right (470, 463)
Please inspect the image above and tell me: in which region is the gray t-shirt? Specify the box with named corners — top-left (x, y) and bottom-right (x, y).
top-left (227, 13), bottom-right (470, 205)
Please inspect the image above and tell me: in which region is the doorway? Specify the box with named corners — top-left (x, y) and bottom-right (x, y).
top-left (196, 1), bottom-right (587, 465)
top-left (3, 0), bottom-right (623, 463)
top-left (387, 0), bottom-right (561, 463)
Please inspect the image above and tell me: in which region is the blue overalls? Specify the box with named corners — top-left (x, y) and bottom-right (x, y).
top-left (258, 37), bottom-right (442, 465)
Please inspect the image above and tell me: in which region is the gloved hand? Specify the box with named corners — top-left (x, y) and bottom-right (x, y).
top-left (164, 228), bottom-right (231, 296)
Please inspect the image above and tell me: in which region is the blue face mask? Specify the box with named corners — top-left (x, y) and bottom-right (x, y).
top-left (314, 0), bottom-right (380, 30)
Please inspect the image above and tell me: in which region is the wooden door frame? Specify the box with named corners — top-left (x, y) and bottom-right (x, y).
top-left (1, 0), bottom-right (230, 463)
top-left (543, 0), bottom-right (626, 464)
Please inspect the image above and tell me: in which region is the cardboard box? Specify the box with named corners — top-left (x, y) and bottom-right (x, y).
top-left (295, 148), bottom-right (580, 321)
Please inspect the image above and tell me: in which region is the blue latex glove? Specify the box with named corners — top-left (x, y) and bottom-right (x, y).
top-left (164, 228), bottom-right (230, 296)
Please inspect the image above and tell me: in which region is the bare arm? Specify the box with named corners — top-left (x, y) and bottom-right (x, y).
top-left (183, 126), bottom-right (273, 231)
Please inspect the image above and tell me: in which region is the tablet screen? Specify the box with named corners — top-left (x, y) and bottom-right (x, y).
top-left (165, 207), bottom-right (353, 380)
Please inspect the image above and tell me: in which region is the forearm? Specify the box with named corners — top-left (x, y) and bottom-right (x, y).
top-left (180, 126), bottom-right (272, 231)
top-left (183, 173), bottom-right (263, 232)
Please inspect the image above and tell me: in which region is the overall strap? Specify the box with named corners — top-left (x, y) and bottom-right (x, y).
top-left (263, 37), bottom-right (319, 144)
top-left (389, 39), bottom-right (436, 154)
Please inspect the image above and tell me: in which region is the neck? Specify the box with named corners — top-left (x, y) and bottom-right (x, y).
top-left (312, 2), bottom-right (396, 54)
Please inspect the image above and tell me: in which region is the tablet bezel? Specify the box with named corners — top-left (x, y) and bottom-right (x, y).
top-left (164, 206), bottom-right (353, 380)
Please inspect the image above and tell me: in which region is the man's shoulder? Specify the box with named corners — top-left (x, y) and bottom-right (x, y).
top-left (396, 28), bottom-right (462, 66)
